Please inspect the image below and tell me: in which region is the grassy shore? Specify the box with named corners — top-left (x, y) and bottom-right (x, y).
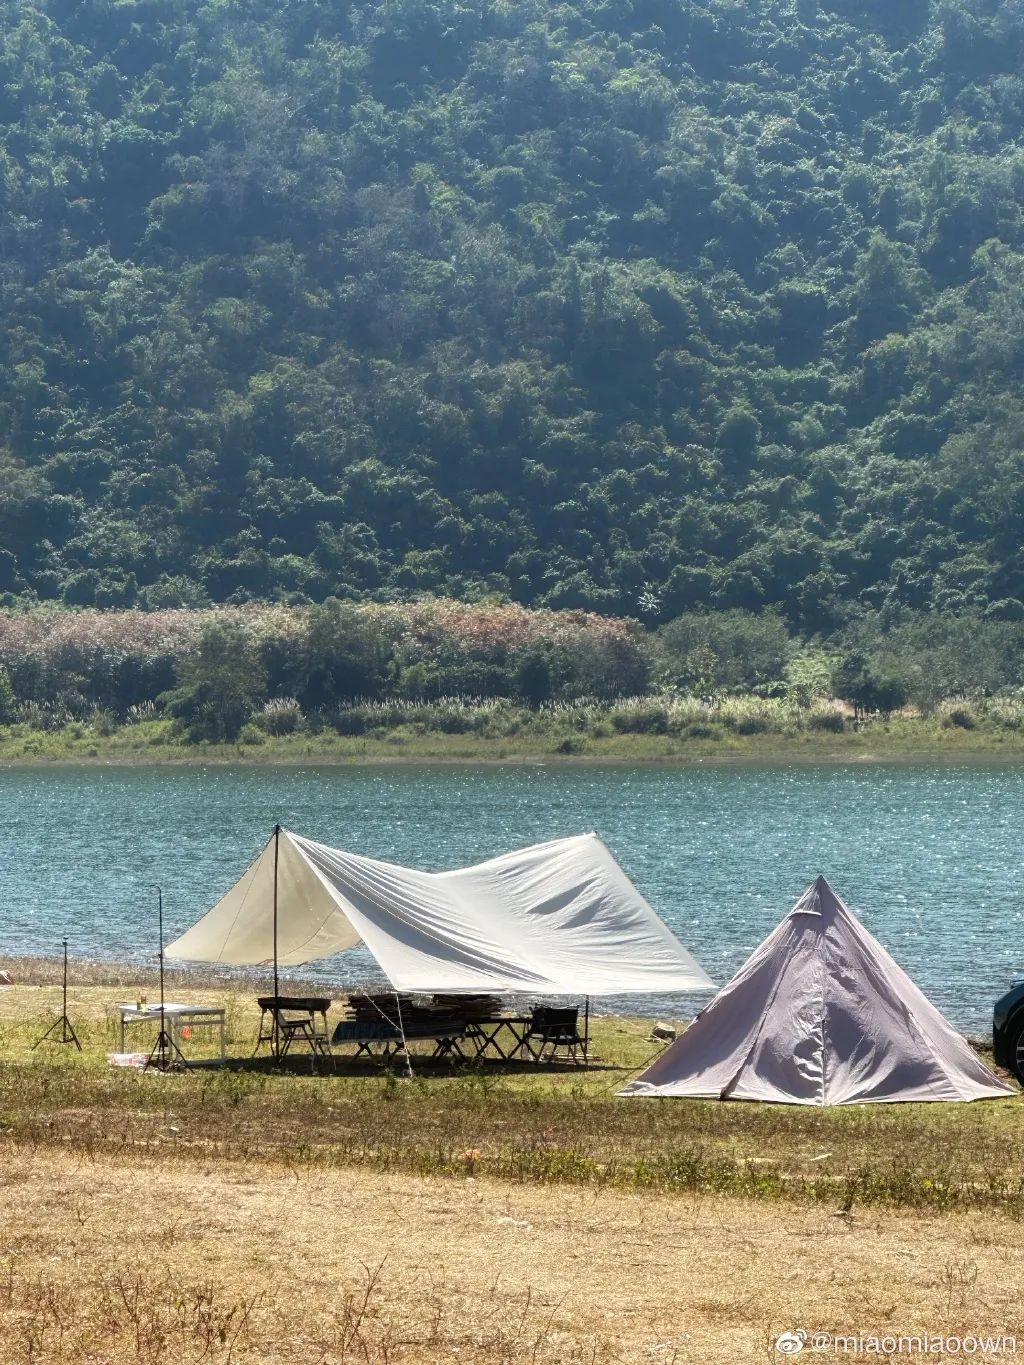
top-left (4, 711), bottom-right (1024, 765)
top-left (2, 975), bottom-right (1022, 1216)
top-left (3, 974), bottom-right (1023, 1361)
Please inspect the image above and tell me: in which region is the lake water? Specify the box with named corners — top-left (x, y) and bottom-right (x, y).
top-left (2, 761), bottom-right (1023, 1032)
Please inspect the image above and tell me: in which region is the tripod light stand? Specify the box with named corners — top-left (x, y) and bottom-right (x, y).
top-left (32, 938), bottom-right (82, 1052)
top-left (144, 885), bottom-right (186, 1072)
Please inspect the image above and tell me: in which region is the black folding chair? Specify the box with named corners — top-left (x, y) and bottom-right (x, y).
top-left (522, 1006), bottom-right (587, 1064)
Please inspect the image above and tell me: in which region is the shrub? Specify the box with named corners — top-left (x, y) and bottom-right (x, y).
top-left (719, 697), bottom-right (787, 734)
top-left (609, 698), bottom-right (670, 734)
top-left (18, 700), bottom-right (72, 731)
top-left (807, 709), bottom-right (846, 733)
top-left (332, 707), bottom-right (368, 736)
top-left (989, 696), bottom-right (1024, 729)
top-left (259, 697), bottom-right (303, 736)
top-left (735, 714), bottom-right (769, 735)
top-left (239, 723), bottom-right (266, 745)
top-left (943, 706), bottom-right (977, 730)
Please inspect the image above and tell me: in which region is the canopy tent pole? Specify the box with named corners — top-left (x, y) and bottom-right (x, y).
top-left (157, 886), bottom-right (165, 1057)
top-left (583, 995), bottom-right (590, 1063)
top-left (272, 823), bottom-right (281, 1062)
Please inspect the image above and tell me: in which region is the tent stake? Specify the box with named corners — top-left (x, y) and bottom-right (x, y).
top-left (272, 823), bottom-right (281, 1063)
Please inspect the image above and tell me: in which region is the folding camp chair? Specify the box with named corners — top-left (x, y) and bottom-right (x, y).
top-left (522, 1006), bottom-right (587, 1064)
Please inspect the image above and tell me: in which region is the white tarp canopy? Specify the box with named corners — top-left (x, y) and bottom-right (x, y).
top-left (621, 875), bottom-right (1013, 1105)
top-left (165, 829), bottom-right (715, 996)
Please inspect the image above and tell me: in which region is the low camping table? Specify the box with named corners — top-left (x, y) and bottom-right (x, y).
top-left (115, 1002), bottom-right (227, 1060)
top-left (254, 996), bottom-right (332, 1059)
top-left (331, 1017), bottom-right (470, 1060)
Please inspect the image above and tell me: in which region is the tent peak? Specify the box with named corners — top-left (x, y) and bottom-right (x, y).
top-left (790, 874), bottom-right (837, 918)
top-left (802, 874), bottom-right (842, 913)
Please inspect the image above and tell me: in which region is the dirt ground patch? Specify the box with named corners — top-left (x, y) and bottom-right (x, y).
top-left (0, 1148), bottom-right (1021, 1364)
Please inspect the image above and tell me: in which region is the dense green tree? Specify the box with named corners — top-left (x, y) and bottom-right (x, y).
top-left (160, 622), bottom-right (267, 741)
top-left (512, 646), bottom-right (553, 707)
top-left (299, 598), bottom-right (394, 707)
top-left (0, 666), bottom-right (14, 724)
top-left (2, 0), bottom-right (1024, 635)
top-left (658, 610), bottom-right (791, 695)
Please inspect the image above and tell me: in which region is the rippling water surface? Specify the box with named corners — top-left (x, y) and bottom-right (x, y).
top-left (2, 761), bottom-right (1023, 1030)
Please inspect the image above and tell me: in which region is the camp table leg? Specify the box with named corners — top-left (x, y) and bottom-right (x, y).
top-left (468, 1024), bottom-right (493, 1058)
top-left (252, 1005), bottom-right (273, 1056)
top-left (480, 1024), bottom-right (510, 1060)
top-left (502, 1020), bottom-right (531, 1060)
top-left (503, 1020), bottom-right (530, 1059)
top-left (432, 1034), bottom-right (462, 1061)
top-left (521, 1031), bottom-right (543, 1063)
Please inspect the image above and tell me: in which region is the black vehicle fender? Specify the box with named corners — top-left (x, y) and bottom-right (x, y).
top-left (994, 1000), bottom-right (1024, 1068)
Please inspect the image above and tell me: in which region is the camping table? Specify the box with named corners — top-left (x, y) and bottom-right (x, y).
top-left (254, 996), bottom-right (332, 1059)
top-left (115, 1003), bottom-right (227, 1060)
top-left (331, 1018), bottom-right (470, 1060)
top-left (464, 1015), bottom-right (534, 1061)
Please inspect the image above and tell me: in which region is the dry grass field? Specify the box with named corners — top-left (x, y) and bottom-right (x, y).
top-left (2, 969), bottom-right (1024, 1362)
top-left (3, 1149), bottom-right (1024, 1364)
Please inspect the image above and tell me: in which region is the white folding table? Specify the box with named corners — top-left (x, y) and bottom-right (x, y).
top-left (115, 1002), bottom-right (227, 1060)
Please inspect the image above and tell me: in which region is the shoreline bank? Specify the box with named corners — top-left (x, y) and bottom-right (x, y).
top-left (3, 719), bottom-right (1024, 768)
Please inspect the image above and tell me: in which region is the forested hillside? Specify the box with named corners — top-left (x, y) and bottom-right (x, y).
top-left (2, 0), bottom-right (1024, 629)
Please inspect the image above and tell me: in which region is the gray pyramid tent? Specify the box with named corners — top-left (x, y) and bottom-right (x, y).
top-left (621, 876), bottom-right (1013, 1106)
